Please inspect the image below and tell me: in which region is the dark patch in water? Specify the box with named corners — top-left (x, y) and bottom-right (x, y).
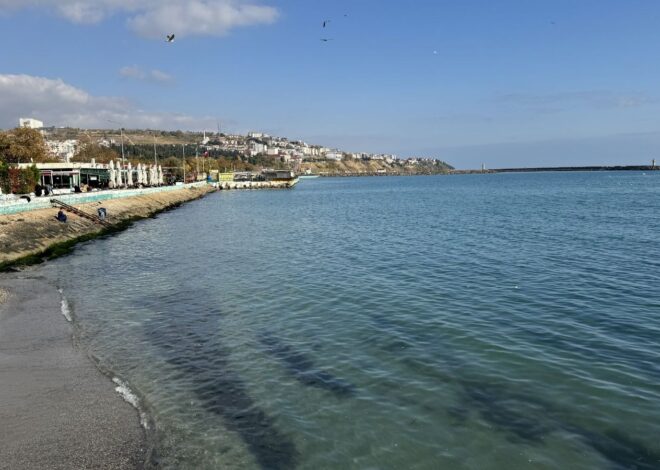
top-left (460, 381), bottom-right (660, 468)
top-left (395, 352), bottom-right (660, 468)
top-left (145, 317), bottom-right (298, 470)
top-left (258, 332), bottom-right (356, 398)
top-left (568, 428), bottom-right (660, 470)
top-left (460, 383), bottom-right (551, 443)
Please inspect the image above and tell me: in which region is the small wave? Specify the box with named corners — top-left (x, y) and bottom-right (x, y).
top-left (113, 377), bottom-right (150, 429)
top-left (58, 288), bottom-right (72, 322)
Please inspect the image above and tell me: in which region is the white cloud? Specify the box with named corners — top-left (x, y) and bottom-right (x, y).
top-left (119, 66), bottom-right (173, 83)
top-left (148, 69), bottom-right (173, 83)
top-left (119, 65), bottom-right (146, 80)
top-left (0, 73), bottom-right (215, 130)
top-left (128, 1), bottom-right (279, 38)
top-left (0, 0), bottom-right (279, 37)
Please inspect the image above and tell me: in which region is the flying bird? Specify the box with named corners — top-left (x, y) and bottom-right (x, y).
top-left (166, 34), bottom-right (175, 43)
top-left (322, 20), bottom-right (330, 28)
top-left (320, 38), bottom-right (333, 42)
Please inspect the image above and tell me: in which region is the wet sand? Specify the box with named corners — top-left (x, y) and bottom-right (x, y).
top-left (0, 275), bottom-right (147, 469)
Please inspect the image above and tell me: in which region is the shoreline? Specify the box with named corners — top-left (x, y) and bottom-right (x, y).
top-left (0, 275), bottom-right (148, 469)
top-left (0, 185), bottom-right (218, 468)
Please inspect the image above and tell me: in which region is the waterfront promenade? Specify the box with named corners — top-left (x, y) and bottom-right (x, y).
top-left (0, 183), bottom-right (216, 270)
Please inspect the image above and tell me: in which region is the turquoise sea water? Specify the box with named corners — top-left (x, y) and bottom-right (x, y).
top-left (40, 173), bottom-right (660, 469)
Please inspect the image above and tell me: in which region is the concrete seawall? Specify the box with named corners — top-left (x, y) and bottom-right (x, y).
top-left (0, 183), bottom-right (216, 270)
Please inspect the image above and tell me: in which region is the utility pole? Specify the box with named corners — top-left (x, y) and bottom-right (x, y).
top-left (119, 128), bottom-right (126, 186)
top-left (153, 134), bottom-right (158, 167)
top-left (182, 144), bottom-right (186, 184)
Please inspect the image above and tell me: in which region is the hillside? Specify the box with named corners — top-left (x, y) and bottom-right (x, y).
top-left (42, 127), bottom-right (453, 175)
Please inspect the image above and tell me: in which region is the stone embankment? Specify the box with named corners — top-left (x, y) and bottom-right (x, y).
top-left (0, 184), bottom-right (216, 270)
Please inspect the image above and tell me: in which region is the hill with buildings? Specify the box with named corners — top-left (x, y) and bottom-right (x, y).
top-left (40, 127), bottom-right (453, 175)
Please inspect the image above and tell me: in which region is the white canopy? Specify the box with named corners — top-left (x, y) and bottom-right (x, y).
top-left (108, 161), bottom-right (115, 189)
top-left (126, 162), bottom-right (133, 187)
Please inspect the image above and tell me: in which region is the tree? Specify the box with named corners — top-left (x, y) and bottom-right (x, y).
top-left (0, 127), bottom-right (50, 164)
top-left (72, 137), bottom-right (119, 163)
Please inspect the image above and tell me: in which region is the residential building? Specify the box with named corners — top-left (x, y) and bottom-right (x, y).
top-left (19, 118), bottom-right (44, 129)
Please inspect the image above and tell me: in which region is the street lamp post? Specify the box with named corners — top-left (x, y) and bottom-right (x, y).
top-left (182, 144), bottom-right (186, 184)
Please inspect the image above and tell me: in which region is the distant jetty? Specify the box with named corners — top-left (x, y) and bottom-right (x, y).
top-left (452, 165), bottom-right (659, 175)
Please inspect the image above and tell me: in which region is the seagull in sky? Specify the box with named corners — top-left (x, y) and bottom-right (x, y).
top-left (320, 38), bottom-right (333, 42)
top-left (166, 34), bottom-right (175, 43)
top-left (322, 20), bottom-right (330, 28)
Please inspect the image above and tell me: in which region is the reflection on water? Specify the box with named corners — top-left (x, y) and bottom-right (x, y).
top-left (41, 173), bottom-right (660, 469)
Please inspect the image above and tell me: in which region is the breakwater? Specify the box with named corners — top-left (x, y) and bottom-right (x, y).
top-left (452, 165), bottom-right (659, 174)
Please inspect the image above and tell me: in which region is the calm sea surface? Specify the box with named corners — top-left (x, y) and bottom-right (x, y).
top-left (40, 172), bottom-right (660, 469)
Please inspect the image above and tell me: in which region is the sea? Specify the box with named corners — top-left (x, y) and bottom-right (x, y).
top-left (37, 172), bottom-right (660, 469)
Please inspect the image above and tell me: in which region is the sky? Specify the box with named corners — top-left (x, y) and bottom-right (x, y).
top-left (2, 0), bottom-right (660, 169)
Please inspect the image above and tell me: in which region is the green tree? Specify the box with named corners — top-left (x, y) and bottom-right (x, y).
top-left (0, 160), bottom-right (8, 193)
top-left (0, 127), bottom-right (50, 164)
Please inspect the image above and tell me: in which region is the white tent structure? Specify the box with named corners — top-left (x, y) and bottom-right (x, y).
top-left (136, 163), bottom-right (143, 186)
top-left (127, 162), bottom-right (134, 187)
top-left (108, 161), bottom-right (116, 189)
top-left (115, 163), bottom-right (122, 188)
top-left (158, 165), bottom-right (164, 185)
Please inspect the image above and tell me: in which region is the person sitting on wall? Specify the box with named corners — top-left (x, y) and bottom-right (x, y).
top-left (55, 209), bottom-right (67, 223)
top-left (34, 183), bottom-right (43, 197)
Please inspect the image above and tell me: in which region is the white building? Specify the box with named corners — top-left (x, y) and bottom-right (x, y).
top-left (19, 118), bottom-right (44, 129)
top-left (46, 139), bottom-right (78, 163)
top-left (325, 151), bottom-right (343, 161)
top-left (248, 142), bottom-right (268, 156)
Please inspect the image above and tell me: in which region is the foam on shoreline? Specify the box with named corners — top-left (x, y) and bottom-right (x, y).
top-left (58, 288), bottom-right (72, 322)
top-left (113, 377), bottom-right (150, 430)
top-left (0, 276), bottom-right (147, 469)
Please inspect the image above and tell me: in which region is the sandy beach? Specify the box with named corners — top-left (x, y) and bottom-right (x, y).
top-left (0, 186), bottom-right (219, 469)
top-left (0, 274), bottom-right (147, 469)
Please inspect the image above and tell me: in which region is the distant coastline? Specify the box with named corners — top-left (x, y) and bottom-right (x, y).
top-left (451, 165), bottom-right (659, 175)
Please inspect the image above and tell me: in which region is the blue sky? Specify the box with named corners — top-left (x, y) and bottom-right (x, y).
top-left (1, 0), bottom-right (660, 168)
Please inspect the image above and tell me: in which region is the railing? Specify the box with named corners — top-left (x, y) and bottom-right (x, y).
top-left (50, 199), bottom-right (112, 227)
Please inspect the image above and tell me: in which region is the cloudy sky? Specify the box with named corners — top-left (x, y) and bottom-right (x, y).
top-left (2, 0), bottom-right (660, 168)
